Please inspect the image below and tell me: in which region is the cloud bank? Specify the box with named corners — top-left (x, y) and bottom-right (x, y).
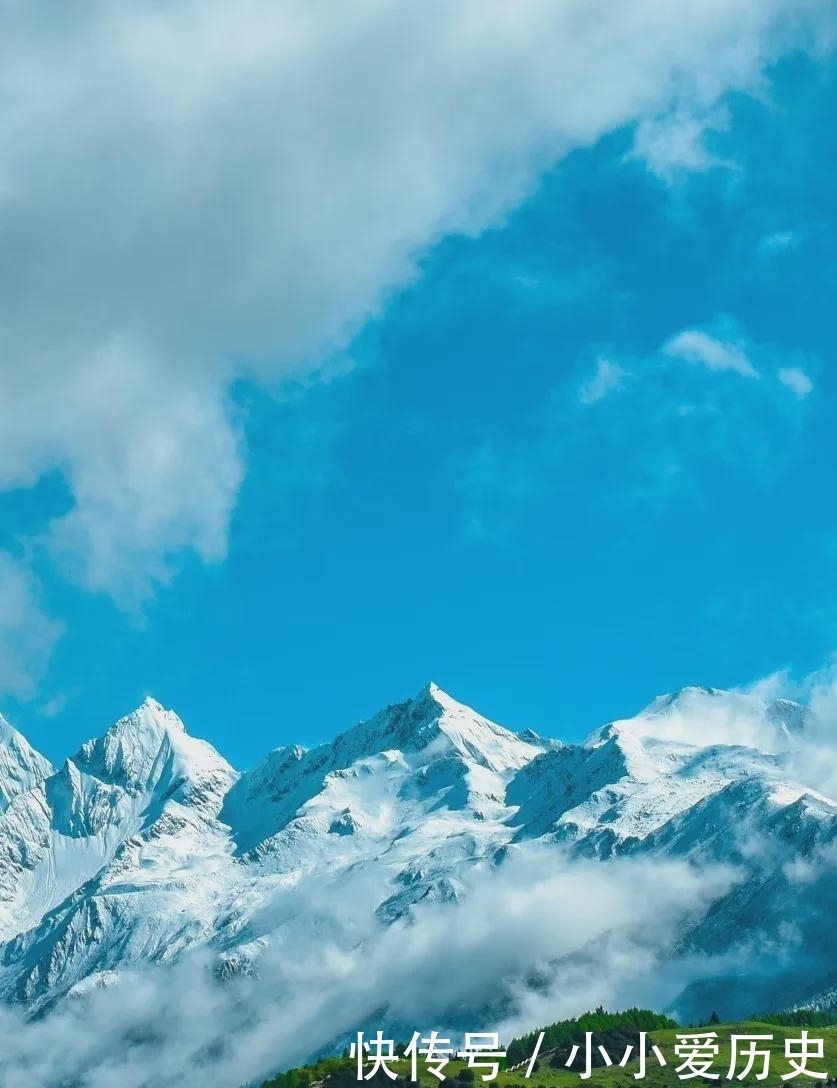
top-left (0, 847), bottom-right (738, 1088)
top-left (0, 0), bottom-right (835, 679)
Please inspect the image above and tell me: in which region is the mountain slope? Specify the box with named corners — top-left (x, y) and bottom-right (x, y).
top-left (0, 698), bottom-right (238, 1002)
top-left (0, 682), bottom-right (835, 1031)
top-left (0, 713), bottom-right (53, 811)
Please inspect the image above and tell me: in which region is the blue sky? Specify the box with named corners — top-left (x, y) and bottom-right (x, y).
top-left (1, 6), bottom-right (836, 767)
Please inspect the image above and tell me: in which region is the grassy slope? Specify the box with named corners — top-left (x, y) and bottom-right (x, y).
top-left (265, 1022), bottom-right (837, 1088)
top-left (492, 1022), bottom-right (837, 1088)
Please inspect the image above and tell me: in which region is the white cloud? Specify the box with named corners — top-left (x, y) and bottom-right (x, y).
top-left (778, 366), bottom-right (814, 398)
top-left (38, 693), bottom-right (69, 719)
top-left (0, 553), bottom-right (63, 699)
top-left (0, 846), bottom-right (739, 1087)
top-left (743, 658), bottom-right (837, 798)
top-left (631, 105), bottom-right (733, 179)
top-left (578, 357), bottom-right (628, 405)
top-left (662, 328), bottom-right (760, 378)
top-left (0, 0), bottom-right (832, 625)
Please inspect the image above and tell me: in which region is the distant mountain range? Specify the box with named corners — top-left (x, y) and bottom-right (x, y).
top-left (1, 682), bottom-right (836, 1038)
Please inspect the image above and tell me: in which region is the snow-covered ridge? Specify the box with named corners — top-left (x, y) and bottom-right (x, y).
top-left (0, 712), bottom-right (53, 812)
top-left (0, 681), bottom-right (834, 1020)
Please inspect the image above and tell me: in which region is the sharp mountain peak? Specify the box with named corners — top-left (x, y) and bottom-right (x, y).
top-left (0, 678), bottom-right (833, 1028)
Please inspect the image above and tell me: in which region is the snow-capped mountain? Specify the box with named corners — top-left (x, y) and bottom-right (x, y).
top-left (0, 713), bottom-right (53, 811)
top-left (0, 682), bottom-right (836, 1025)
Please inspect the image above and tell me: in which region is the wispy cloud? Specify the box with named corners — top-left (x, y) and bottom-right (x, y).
top-left (778, 367), bottom-right (814, 398)
top-left (455, 313), bottom-right (816, 533)
top-left (743, 657), bottom-right (837, 799)
top-left (662, 327), bottom-right (759, 378)
top-left (578, 358), bottom-right (628, 405)
top-left (631, 106), bottom-right (734, 180)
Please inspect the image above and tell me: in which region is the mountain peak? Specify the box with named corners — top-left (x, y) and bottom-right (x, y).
top-left (343, 682), bottom-right (544, 773)
top-left (586, 685), bottom-right (806, 761)
top-left (223, 682), bottom-right (544, 854)
top-left (0, 713), bottom-right (17, 745)
top-left (0, 713), bottom-right (54, 811)
top-left (132, 696), bottom-right (186, 732)
top-left (0, 712), bottom-right (30, 748)
top-left (73, 699), bottom-right (234, 797)
top-left (412, 681), bottom-right (466, 715)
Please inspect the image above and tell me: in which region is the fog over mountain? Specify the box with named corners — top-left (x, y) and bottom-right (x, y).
top-left (1, 680), bottom-right (837, 1086)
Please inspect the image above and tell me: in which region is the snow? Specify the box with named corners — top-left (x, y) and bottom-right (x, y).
top-left (0, 713), bottom-right (54, 812)
top-left (0, 681), bottom-right (834, 1018)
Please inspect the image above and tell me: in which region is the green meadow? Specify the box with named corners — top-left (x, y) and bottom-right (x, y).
top-left (262, 1013), bottom-right (837, 1088)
